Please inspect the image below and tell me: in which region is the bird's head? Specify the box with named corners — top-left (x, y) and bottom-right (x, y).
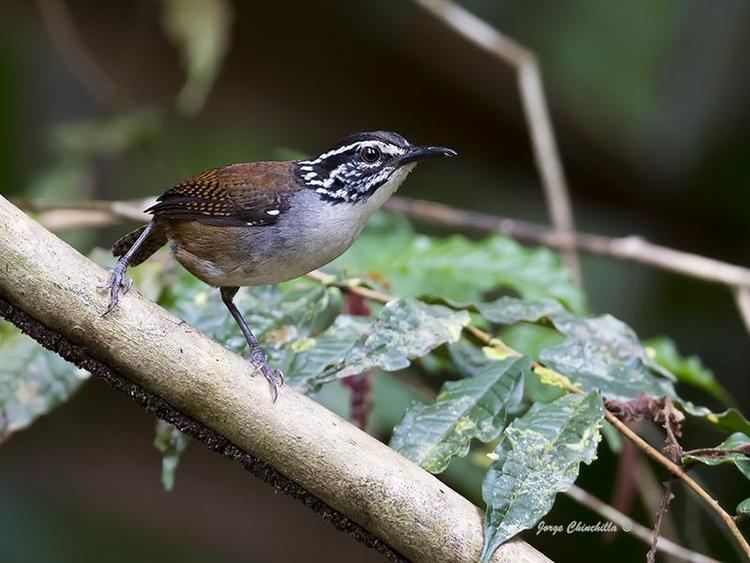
top-left (296, 131), bottom-right (456, 203)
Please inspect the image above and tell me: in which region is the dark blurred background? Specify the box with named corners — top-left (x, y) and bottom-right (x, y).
top-left (1, 1), bottom-right (748, 562)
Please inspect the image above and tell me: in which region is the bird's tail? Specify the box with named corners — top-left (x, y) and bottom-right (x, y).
top-left (112, 221), bottom-right (168, 267)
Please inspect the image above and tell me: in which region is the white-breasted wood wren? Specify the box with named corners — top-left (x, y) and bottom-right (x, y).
top-left (105, 131), bottom-right (456, 400)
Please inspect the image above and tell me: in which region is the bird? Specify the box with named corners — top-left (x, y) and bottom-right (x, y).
top-left (104, 130), bottom-right (457, 401)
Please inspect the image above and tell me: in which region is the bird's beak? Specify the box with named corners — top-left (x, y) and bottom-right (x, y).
top-left (399, 145), bottom-right (458, 165)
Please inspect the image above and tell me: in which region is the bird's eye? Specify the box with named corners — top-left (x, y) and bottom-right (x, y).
top-left (360, 146), bottom-right (381, 163)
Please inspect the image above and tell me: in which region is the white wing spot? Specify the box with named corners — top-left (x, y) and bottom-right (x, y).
top-left (266, 209), bottom-right (280, 216)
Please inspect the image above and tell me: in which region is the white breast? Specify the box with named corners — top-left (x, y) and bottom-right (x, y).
top-left (234, 164), bottom-right (416, 285)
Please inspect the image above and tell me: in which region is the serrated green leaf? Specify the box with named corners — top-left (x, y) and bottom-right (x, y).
top-left (0, 323), bottom-right (89, 436)
top-left (284, 316), bottom-right (371, 392)
top-left (161, 0), bottom-right (233, 115)
top-left (320, 299), bottom-right (469, 381)
top-left (480, 392), bottom-right (604, 562)
top-left (683, 433), bottom-right (750, 480)
top-left (154, 420), bottom-right (190, 491)
top-left (645, 337), bottom-right (729, 404)
top-left (342, 299), bottom-right (469, 375)
top-left (390, 355), bottom-right (527, 473)
top-left (334, 213), bottom-right (585, 312)
top-left (539, 313), bottom-right (675, 400)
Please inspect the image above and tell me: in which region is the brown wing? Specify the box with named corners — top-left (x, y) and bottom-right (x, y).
top-left (147, 162), bottom-right (300, 227)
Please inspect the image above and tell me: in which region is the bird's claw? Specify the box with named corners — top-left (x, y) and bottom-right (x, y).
top-left (100, 264), bottom-right (132, 316)
top-left (249, 349), bottom-right (284, 402)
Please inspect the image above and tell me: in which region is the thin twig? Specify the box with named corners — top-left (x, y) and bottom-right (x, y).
top-left (605, 411), bottom-right (750, 558)
top-left (647, 479), bottom-right (676, 563)
top-left (566, 485), bottom-right (720, 563)
top-left (35, 0), bottom-right (129, 108)
top-left (384, 196), bottom-right (750, 290)
top-left (734, 286), bottom-right (750, 333)
top-left (412, 0), bottom-right (582, 285)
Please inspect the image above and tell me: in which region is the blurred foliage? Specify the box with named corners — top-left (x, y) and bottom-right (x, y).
top-left (645, 336), bottom-right (731, 405)
top-left (28, 110), bottom-right (160, 201)
top-left (0, 322), bottom-right (89, 436)
top-left (161, 0), bottom-right (233, 115)
top-left (333, 214), bottom-right (586, 312)
top-left (153, 420), bottom-right (190, 492)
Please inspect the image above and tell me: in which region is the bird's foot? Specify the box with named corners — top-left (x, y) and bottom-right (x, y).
top-left (249, 347), bottom-right (284, 402)
top-left (100, 263), bottom-right (132, 315)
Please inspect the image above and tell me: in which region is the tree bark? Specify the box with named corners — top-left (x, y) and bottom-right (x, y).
top-left (0, 196), bottom-right (550, 563)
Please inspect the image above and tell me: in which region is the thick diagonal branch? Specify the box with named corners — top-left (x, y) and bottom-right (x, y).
top-left (0, 196), bottom-right (550, 563)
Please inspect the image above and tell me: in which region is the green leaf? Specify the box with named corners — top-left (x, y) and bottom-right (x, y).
top-left (161, 0), bottom-right (233, 115)
top-left (0, 323), bottom-right (89, 436)
top-left (738, 498), bottom-right (750, 517)
top-left (422, 295), bottom-right (565, 326)
top-left (501, 323), bottom-right (565, 359)
top-left (390, 355), bottom-right (527, 473)
top-left (645, 337), bottom-right (730, 404)
top-left (682, 433), bottom-right (750, 480)
top-left (480, 392), bottom-right (604, 562)
top-left (153, 420), bottom-right (190, 491)
top-left (28, 111), bottom-right (160, 201)
top-left (539, 313), bottom-right (675, 400)
top-left (162, 279), bottom-right (466, 393)
top-left (334, 213), bottom-right (585, 312)
top-left (320, 298), bottom-right (470, 381)
top-left (165, 278), bottom-right (349, 391)
top-left (284, 316), bottom-right (371, 391)
top-left (50, 110), bottom-right (160, 160)
top-left (473, 297), bottom-right (565, 325)
top-left (679, 403), bottom-right (750, 435)
top-left (170, 281), bottom-right (342, 359)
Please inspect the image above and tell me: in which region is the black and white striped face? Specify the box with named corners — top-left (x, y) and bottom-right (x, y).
top-left (296, 131), bottom-right (456, 204)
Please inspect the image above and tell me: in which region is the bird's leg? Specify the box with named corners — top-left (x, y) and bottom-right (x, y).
top-left (102, 221), bottom-right (157, 315)
top-left (220, 286), bottom-right (284, 402)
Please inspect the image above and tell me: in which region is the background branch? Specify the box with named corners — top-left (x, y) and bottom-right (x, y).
top-left (0, 196), bottom-right (551, 563)
top-left (35, 0), bottom-right (128, 108)
top-left (566, 485), bottom-right (719, 563)
top-left (413, 0), bottom-right (582, 286)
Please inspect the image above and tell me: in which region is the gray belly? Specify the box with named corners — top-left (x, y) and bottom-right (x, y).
top-left (171, 193), bottom-right (370, 287)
